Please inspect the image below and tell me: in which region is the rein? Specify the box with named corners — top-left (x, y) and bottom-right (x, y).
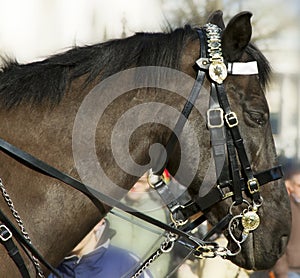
top-left (0, 24), bottom-right (283, 277)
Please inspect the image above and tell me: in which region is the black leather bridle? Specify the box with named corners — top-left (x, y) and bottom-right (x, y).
top-left (144, 23), bottom-right (283, 263)
top-left (149, 24), bottom-right (282, 217)
top-left (0, 24), bottom-right (283, 277)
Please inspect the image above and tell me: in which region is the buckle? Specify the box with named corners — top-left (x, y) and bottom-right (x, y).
top-left (170, 207), bottom-right (188, 227)
top-left (194, 243), bottom-right (219, 258)
top-left (225, 112), bottom-right (238, 128)
top-left (147, 169), bottom-right (164, 189)
top-left (207, 108), bottom-right (224, 128)
top-left (217, 185), bottom-right (234, 200)
top-left (247, 178), bottom-right (260, 194)
top-left (0, 225), bottom-right (12, 242)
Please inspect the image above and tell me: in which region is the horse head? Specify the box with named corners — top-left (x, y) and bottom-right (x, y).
top-left (169, 11), bottom-right (291, 270)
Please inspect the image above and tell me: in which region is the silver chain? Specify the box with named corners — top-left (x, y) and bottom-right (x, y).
top-left (131, 232), bottom-right (177, 278)
top-left (131, 249), bottom-right (161, 278)
top-left (194, 242), bottom-right (229, 259)
top-left (0, 178), bottom-right (45, 278)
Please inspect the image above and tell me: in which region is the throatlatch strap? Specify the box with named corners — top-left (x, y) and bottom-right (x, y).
top-left (151, 70), bottom-right (206, 176)
top-left (149, 68), bottom-right (206, 223)
top-left (152, 28), bottom-right (207, 176)
top-left (150, 28), bottom-right (208, 225)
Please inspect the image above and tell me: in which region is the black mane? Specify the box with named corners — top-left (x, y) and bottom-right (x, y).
top-left (0, 26), bottom-right (196, 108)
top-left (0, 25), bottom-right (270, 108)
top-left (245, 43), bottom-right (271, 89)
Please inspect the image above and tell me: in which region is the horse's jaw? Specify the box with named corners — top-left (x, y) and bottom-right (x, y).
top-left (228, 229), bottom-right (289, 270)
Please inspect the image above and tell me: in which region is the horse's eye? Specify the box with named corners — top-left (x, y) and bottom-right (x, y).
top-left (244, 111), bottom-right (268, 127)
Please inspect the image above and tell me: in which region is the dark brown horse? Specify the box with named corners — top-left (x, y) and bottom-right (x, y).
top-left (0, 11), bottom-right (291, 277)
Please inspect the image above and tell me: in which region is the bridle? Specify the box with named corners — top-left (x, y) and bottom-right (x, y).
top-left (137, 24), bottom-right (283, 272)
top-left (0, 24), bottom-right (283, 278)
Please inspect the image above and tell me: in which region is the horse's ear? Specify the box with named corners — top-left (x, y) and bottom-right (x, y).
top-left (222, 11), bottom-right (252, 61)
top-left (207, 10), bottom-right (225, 29)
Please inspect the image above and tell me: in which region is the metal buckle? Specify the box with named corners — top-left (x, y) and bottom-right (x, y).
top-left (247, 178), bottom-right (260, 194)
top-left (225, 112), bottom-right (238, 128)
top-left (207, 108), bottom-right (224, 128)
top-left (217, 185), bottom-right (234, 200)
top-left (0, 225), bottom-right (12, 242)
top-left (147, 169), bottom-right (164, 189)
top-left (194, 243), bottom-right (218, 258)
top-left (170, 208), bottom-right (189, 227)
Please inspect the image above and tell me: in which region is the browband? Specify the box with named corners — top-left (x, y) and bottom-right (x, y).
top-left (196, 59), bottom-right (259, 76)
top-left (227, 61), bottom-right (258, 75)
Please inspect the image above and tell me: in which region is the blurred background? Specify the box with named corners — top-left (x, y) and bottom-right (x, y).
top-left (0, 0), bottom-right (299, 164)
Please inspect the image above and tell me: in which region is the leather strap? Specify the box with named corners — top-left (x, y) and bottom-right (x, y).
top-left (203, 213), bottom-right (233, 240)
top-left (208, 83), bottom-right (227, 184)
top-left (0, 209), bottom-right (62, 278)
top-left (0, 224), bottom-right (30, 278)
top-left (0, 139), bottom-right (106, 214)
top-left (226, 130), bottom-right (243, 204)
top-left (181, 165), bottom-right (283, 217)
top-left (215, 83), bottom-right (261, 201)
top-left (151, 69), bottom-right (206, 176)
top-left (152, 28), bottom-right (207, 176)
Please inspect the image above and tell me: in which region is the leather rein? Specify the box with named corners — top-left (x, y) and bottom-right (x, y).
top-left (0, 24), bottom-right (283, 278)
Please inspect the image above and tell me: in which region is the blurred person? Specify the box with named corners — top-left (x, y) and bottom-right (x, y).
top-left (176, 260), bottom-right (199, 278)
top-left (48, 218), bottom-right (152, 278)
top-left (108, 171), bottom-right (171, 277)
top-left (273, 163), bottom-right (300, 278)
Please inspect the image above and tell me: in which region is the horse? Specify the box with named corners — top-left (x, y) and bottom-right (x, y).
top-left (0, 10), bottom-right (291, 277)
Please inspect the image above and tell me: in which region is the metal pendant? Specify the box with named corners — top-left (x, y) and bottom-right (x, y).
top-left (241, 210), bottom-right (260, 232)
top-left (209, 61), bottom-right (228, 84)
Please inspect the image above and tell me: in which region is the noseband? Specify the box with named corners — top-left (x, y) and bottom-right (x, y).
top-left (0, 24), bottom-right (283, 278)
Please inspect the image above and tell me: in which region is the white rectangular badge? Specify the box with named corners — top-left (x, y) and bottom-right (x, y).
top-left (227, 61), bottom-right (258, 75)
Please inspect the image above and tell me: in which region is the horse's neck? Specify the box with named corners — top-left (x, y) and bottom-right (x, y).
top-left (0, 77), bottom-right (105, 276)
